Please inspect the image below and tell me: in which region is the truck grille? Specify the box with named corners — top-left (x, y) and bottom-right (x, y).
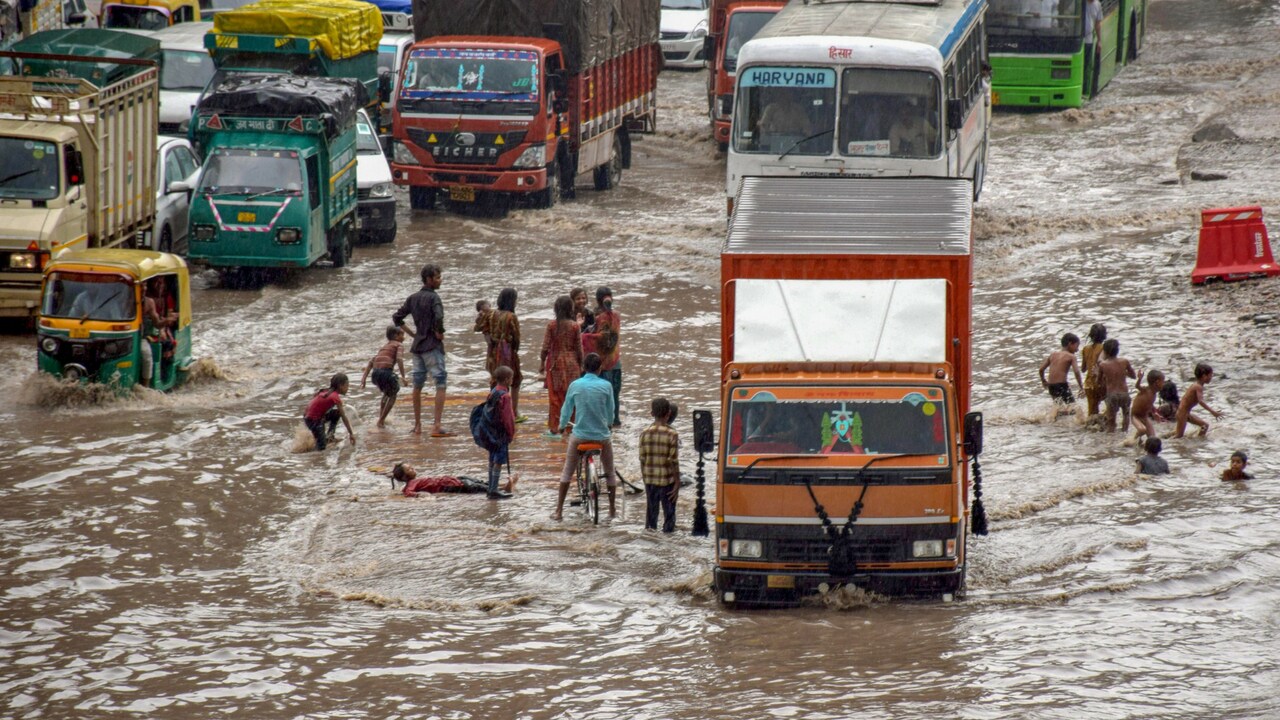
top-left (772, 537), bottom-right (902, 564)
top-left (406, 128), bottom-right (527, 166)
top-left (433, 172), bottom-right (498, 186)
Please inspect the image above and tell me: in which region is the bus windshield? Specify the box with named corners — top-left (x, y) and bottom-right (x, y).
top-left (988, 0), bottom-right (1083, 38)
top-left (733, 66), bottom-right (836, 155)
top-left (198, 149), bottom-right (302, 195)
top-left (838, 68), bottom-right (941, 158)
top-left (727, 386), bottom-right (948, 460)
top-left (42, 273), bottom-right (136, 322)
top-left (0, 138), bottom-right (60, 201)
top-left (160, 49), bottom-right (215, 91)
top-left (102, 4), bottom-right (170, 29)
top-left (724, 10), bottom-right (777, 71)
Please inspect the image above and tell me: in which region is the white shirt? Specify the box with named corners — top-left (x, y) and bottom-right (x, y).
top-left (1084, 0), bottom-right (1102, 44)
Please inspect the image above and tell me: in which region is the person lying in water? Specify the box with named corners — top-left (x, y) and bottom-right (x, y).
top-left (391, 463), bottom-right (517, 497)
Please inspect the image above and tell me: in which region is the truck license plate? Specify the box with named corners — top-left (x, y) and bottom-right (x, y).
top-left (766, 574), bottom-right (795, 589)
top-left (237, 212), bottom-right (256, 223)
top-left (449, 185), bottom-right (475, 203)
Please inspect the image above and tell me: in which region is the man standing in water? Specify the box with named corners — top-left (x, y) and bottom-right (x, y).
top-left (393, 264), bottom-right (452, 436)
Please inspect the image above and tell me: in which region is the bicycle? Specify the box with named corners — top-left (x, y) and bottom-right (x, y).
top-left (574, 441), bottom-right (606, 525)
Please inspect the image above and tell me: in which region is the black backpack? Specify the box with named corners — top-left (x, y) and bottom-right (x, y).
top-left (470, 388), bottom-right (512, 452)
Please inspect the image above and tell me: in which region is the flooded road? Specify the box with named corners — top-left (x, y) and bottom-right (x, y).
top-left (3, 0), bottom-right (1280, 716)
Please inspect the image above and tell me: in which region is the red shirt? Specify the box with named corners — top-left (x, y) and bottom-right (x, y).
top-left (304, 390), bottom-right (342, 422)
top-left (494, 384), bottom-right (516, 439)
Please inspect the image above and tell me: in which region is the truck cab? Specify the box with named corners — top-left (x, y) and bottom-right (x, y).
top-left (705, 0), bottom-right (782, 150)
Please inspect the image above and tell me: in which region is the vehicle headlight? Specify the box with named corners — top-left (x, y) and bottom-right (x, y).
top-left (8, 252), bottom-right (36, 270)
top-left (276, 227), bottom-right (301, 244)
top-left (512, 144), bottom-right (546, 168)
top-left (912, 540), bottom-right (944, 558)
top-left (693, 24), bottom-right (708, 39)
top-left (730, 539), bottom-right (762, 559)
top-left (1051, 68), bottom-right (1072, 80)
top-left (194, 224), bottom-right (216, 241)
top-left (370, 182), bottom-right (393, 198)
top-left (393, 140), bottom-right (419, 166)
top-left (40, 336), bottom-right (58, 354)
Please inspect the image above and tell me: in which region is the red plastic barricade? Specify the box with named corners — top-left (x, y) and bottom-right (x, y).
top-left (1192, 206), bottom-right (1280, 285)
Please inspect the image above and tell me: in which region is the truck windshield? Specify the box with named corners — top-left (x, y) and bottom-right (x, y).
top-left (42, 272), bottom-right (136, 322)
top-left (732, 67), bottom-right (836, 155)
top-left (838, 68), bottom-right (941, 159)
top-left (198, 149), bottom-right (302, 195)
top-left (0, 138), bottom-right (60, 201)
top-left (102, 4), bottom-right (170, 30)
top-left (727, 386), bottom-right (948, 460)
top-left (724, 11), bottom-right (776, 72)
top-left (401, 48), bottom-right (539, 115)
top-left (161, 49), bottom-right (215, 91)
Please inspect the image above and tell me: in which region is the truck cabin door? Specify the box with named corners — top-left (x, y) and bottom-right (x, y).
top-left (304, 153), bottom-right (322, 244)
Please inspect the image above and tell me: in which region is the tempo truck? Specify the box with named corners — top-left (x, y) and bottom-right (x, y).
top-left (392, 0), bottom-right (659, 211)
top-left (708, 175), bottom-right (986, 605)
top-left (185, 74), bottom-right (361, 274)
top-left (704, 0), bottom-right (782, 151)
top-left (0, 29), bottom-right (159, 317)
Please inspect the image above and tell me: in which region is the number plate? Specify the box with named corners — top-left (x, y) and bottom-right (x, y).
top-left (449, 185), bottom-right (476, 203)
top-left (237, 212), bottom-right (256, 223)
top-left (766, 574), bottom-right (795, 589)
top-left (69, 327), bottom-right (90, 339)
top-left (355, 217), bottom-right (363, 229)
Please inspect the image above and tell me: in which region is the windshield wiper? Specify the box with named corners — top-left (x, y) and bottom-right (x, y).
top-left (80, 289), bottom-right (123, 324)
top-left (0, 168), bottom-right (40, 185)
top-left (777, 127), bottom-right (834, 160)
top-left (247, 188), bottom-right (295, 201)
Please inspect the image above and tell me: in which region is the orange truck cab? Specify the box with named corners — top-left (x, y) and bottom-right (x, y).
top-left (391, 0), bottom-right (659, 212)
top-left (705, 0), bottom-right (782, 151)
top-left (708, 176), bottom-right (987, 605)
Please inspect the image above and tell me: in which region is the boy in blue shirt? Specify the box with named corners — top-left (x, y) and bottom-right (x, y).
top-left (552, 353), bottom-right (616, 520)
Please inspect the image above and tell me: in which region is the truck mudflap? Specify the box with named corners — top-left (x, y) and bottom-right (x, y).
top-left (714, 566), bottom-right (965, 606)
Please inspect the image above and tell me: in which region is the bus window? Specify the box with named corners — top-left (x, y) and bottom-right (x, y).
top-left (733, 66), bottom-right (835, 155)
top-left (838, 69), bottom-right (941, 158)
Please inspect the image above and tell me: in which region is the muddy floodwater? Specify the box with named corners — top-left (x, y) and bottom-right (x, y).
top-left (3, 0), bottom-right (1280, 717)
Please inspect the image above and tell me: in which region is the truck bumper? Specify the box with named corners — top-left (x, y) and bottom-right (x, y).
top-left (713, 566), bottom-right (965, 606)
top-left (357, 196), bottom-right (397, 238)
top-left (0, 283), bottom-right (41, 317)
top-left (392, 164), bottom-right (548, 196)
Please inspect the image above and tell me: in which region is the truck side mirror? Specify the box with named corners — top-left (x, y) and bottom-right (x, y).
top-left (692, 409), bottom-right (716, 455)
top-left (963, 411), bottom-right (983, 457)
top-left (67, 11), bottom-right (86, 24)
top-left (65, 148), bottom-right (84, 186)
top-left (549, 70), bottom-right (568, 98)
top-left (703, 35), bottom-right (716, 61)
top-left (947, 98), bottom-right (963, 132)
top-left (377, 70), bottom-right (392, 103)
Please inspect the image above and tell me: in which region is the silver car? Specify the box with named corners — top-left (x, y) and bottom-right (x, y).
top-left (660, 0), bottom-right (709, 69)
top-left (153, 136), bottom-right (201, 253)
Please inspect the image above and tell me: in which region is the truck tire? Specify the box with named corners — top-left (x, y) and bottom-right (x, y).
top-left (373, 222), bottom-right (397, 244)
top-left (593, 134), bottom-right (623, 191)
top-left (534, 163), bottom-right (559, 209)
top-left (330, 225), bottom-right (352, 268)
top-left (159, 225), bottom-right (172, 253)
top-left (409, 186), bottom-right (436, 211)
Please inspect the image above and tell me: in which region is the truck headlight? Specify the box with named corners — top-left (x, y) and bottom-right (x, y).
top-left (370, 182), bottom-right (393, 198)
top-left (276, 228), bottom-right (301, 244)
top-left (393, 140), bottom-right (419, 166)
top-left (731, 539), bottom-right (762, 558)
top-left (194, 224), bottom-right (216, 241)
top-left (8, 253), bottom-right (36, 269)
top-left (912, 540), bottom-right (944, 558)
top-left (40, 336), bottom-right (58, 354)
top-left (512, 144), bottom-right (545, 168)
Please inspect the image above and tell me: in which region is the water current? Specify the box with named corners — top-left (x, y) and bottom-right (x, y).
top-left (2, 0), bottom-right (1279, 716)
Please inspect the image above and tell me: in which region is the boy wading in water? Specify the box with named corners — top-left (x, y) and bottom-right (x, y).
top-left (1173, 362), bottom-right (1222, 438)
top-left (1081, 324), bottom-right (1108, 416)
top-left (1221, 451), bottom-right (1251, 481)
top-left (485, 366), bottom-right (518, 499)
top-left (360, 325), bottom-right (408, 428)
top-left (304, 373), bottom-right (355, 450)
top-left (1039, 332), bottom-right (1083, 408)
top-left (1097, 338), bottom-right (1136, 433)
top-left (639, 397), bottom-right (681, 533)
top-left (1135, 436), bottom-right (1169, 475)
top-left (1130, 369), bottom-right (1165, 442)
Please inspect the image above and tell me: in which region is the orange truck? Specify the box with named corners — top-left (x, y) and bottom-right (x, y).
top-left (392, 0), bottom-right (659, 211)
top-left (705, 0), bottom-right (782, 151)
top-left (708, 175), bottom-right (987, 605)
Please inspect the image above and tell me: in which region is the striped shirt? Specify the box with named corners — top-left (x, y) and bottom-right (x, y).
top-left (639, 422), bottom-right (680, 487)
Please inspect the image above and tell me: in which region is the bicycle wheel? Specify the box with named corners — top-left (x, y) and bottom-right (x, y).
top-left (585, 454), bottom-right (600, 525)
top-left (576, 456), bottom-right (591, 512)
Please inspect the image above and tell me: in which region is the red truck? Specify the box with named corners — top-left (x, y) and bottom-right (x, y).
top-left (707, 175), bottom-right (987, 605)
top-left (393, 0), bottom-right (659, 211)
top-left (705, 0), bottom-right (782, 151)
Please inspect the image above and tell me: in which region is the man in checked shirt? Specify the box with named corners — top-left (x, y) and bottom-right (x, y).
top-left (639, 397), bottom-right (681, 533)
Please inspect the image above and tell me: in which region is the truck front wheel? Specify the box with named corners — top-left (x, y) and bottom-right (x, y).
top-left (534, 163), bottom-right (559, 209)
top-left (330, 225), bottom-right (353, 268)
top-left (593, 134), bottom-right (623, 191)
top-left (409, 186), bottom-right (436, 211)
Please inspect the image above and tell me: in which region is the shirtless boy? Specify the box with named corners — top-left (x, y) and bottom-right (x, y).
top-left (1038, 333), bottom-right (1083, 406)
top-left (1097, 338), bottom-right (1136, 432)
top-left (1130, 369), bottom-right (1165, 441)
top-left (1173, 362), bottom-right (1222, 438)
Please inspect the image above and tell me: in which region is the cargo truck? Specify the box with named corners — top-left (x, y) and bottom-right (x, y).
top-left (204, 0), bottom-right (384, 126)
top-left (707, 176), bottom-right (986, 605)
top-left (0, 29), bottom-right (159, 317)
top-left (704, 0), bottom-right (781, 151)
top-left (392, 0), bottom-right (659, 211)
top-left (184, 74), bottom-right (361, 274)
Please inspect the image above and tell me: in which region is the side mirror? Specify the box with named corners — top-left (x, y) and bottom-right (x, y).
top-left (64, 148), bottom-right (84, 186)
top-left (963, 411), bottom-right (983, 457)
top-left (168, 180), bottom-right (194, 200)
top-left (703, 35), bottom-right (716, 61)
top-left (553, 97), bottom-right (569, 114)
top-left (377, 70), bottom-right (392, 103)
top-left (549, 70), bottom-right (568, 98)
top-left (379, 133), bottom-right (393, 157)
top-left (946, 98), bottom-right (963, 132)
top-left (692, 409), bottom-right (716, 455)
top-left (67, 11), bottom-right (86, 24)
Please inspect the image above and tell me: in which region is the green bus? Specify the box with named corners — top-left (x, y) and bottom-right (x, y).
top-left (988, 0), bottom-right (1147, 108)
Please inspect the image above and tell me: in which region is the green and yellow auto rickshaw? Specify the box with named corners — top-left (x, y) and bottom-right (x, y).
top-left (37, 249), bottom-right (195, 391)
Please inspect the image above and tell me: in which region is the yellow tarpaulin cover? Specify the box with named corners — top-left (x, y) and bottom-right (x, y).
top-left (212, 0), bottom-right (382, 60)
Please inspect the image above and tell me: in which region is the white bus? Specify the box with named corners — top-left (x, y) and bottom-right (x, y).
top-left (726, 0), bottom-right (990, 213)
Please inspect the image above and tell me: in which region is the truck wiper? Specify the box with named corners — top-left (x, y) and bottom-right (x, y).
top-left (0, 168), bottom-right (39, 185)
top-left (777, 127), bottom-right (834, 161)
top-left (246, 188), bottom-right (295, 201)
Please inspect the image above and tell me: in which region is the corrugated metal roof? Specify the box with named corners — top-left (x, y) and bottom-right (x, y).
top-left (756, 0), bottom-right (983, 58)
top-left (726, 176), bottom-right (972, 255)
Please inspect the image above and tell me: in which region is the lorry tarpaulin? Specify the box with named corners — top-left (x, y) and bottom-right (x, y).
top-left (9, 28), bottom-right (160, 84)
top-left (412, 0), bottom-right (659, 72)
top-left (212, 0), bottom-right (382, 60)
top-left (196, 73), bottom-right (366, 131)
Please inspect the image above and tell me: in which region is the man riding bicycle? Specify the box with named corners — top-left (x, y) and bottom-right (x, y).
top-left (552, 353), bottom-right (617, 521)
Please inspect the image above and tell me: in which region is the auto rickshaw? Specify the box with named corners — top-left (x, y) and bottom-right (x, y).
top-left (99, 0), bottom-right (200, 30)
top-left (37, 249), bottom-right (195, 391)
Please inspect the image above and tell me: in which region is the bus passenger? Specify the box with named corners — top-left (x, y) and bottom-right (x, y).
top-left (888, 97), bottom-right (938, 157)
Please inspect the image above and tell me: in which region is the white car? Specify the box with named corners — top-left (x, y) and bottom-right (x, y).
top-left (660, 0), bottom-right (709, 69)
top-left (117, 21), bottom-right (215, 135)
top-left (154, 136), bottom-right (201, 253)
top-left (355, 109), bottom-right (397, 244)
